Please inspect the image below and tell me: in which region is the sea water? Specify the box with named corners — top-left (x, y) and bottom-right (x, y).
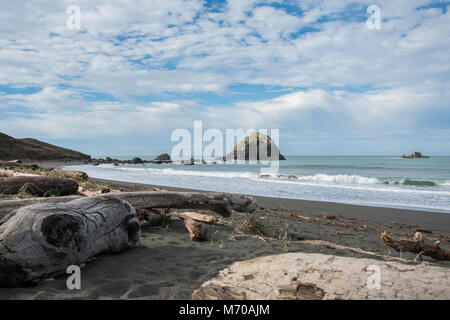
top-left (66, 156), bottom-right (450, 213)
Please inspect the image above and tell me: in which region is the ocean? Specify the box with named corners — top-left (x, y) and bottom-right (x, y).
top-left (65, 156), bottom-right (450, 213)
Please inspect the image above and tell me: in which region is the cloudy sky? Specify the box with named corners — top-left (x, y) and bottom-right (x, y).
top-left (0, 0), bottom-right (449, 156)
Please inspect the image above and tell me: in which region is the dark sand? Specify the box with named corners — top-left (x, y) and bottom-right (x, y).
top-left (0, 172), bottom-right (449, 300)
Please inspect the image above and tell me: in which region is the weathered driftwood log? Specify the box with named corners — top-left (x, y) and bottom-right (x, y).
top-left (0, 191), bottom-right (257, 219)
top-left (176, 211), bottom-right (218, 224)
top-left (0, 169), bottom-right (39, 178)
top-left (0, 196), bottom-right (140, 288)
top-left (192, 252), bottom-right (450, 300)
top-left (108, 192), bottom-right (256, 217)
top-left (0, 176), bottom-right (78, 196)
top-left (50, 168), bottom-right (89, 181)
top-left (184, 218), bottom-right (208, 241)
top-left (0, 195), bottom-right (81, 218)
top-left (381, 232), bottom-right (450, 261)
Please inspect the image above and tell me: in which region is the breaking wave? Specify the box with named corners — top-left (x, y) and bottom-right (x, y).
top-left (115, 166), bottom-right (449, 187)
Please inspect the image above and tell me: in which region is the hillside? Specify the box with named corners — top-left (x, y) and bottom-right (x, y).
top-left (0, 132), bottom-right (91, 161)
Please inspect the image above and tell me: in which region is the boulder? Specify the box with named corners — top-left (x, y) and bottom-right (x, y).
top-left (192, 252), bottom-right (450, 300)
top-left (226, 132), bottom-right (286, 161)
top-left (154, 153), bottom-right (171, 161)
top-left (131, 157), bottom-right (144, 164)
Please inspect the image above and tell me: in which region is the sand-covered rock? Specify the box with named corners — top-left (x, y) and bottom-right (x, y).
top-left (226, 132), bottom-right (286, 161)
top-left (192, 252), bottom-right (450, 300)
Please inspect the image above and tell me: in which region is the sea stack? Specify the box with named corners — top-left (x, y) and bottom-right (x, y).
top-left (226, 132), bottom-right (286, 161)
top-left (401, 152), bottom-right (430, 159)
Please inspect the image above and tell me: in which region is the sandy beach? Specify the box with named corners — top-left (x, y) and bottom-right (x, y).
top-left (0, 167), bottom-right (448, 300)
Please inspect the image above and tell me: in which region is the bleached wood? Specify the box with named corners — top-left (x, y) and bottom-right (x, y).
top-left (0, 191), bottom-right (257, 219)
top-left (0, 196), bottom-right (140, 287)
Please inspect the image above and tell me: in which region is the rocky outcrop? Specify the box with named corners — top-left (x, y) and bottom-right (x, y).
top-left (401, 152), bottom-right (429, 159)
top-left (153, 153), bottom-right (171, 163)
top-left (130, 157), bottom-right (144, 164)
top-left (226, 132), bottom-right (286, 161)
top-left (192, 252), bottom-right (450, 300)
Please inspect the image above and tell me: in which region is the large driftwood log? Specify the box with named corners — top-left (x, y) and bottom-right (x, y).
top-left (109, 192), bottom-right (256, 217)
top-left (0, 196), bottom-right (140, 287)
top-left (192, 252), bottom-right (450, 300)
top-left (0, 191), bottom-right (257, 219)
top-left (0, 176), bottom-right (78, 196)
top-left (381, 232), bottom-right (450, 261)
top-left (184, 218), bottom-right (208, 241)
top-left (0, 195), bottom-right (81, 218)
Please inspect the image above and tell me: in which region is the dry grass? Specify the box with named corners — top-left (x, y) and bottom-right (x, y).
top-left (237, 215), bottom-right (270, 237)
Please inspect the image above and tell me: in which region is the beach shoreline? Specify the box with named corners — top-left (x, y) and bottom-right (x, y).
top-left (92, 177), bottom-right (450, 235)
top-left (22, 160), bottom-right (450, 232)
top-left (1, 160), bottom-right (447, 300)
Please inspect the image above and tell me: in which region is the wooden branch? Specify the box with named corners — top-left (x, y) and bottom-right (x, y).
top-left (0, 191), bottom-right (257, 219)
top-left (184, 218), bottom-right (208, 241)
top-left (381, 231), bottom-right (450, 261)
top-left (176, 211), bottom-right (218, 224)
top-left (0, 176), bottom-right (78, 196)
top-left (0, 196), bottom-right (140, 287)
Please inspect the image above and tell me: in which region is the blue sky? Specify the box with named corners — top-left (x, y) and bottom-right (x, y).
top-left (0, 0), bottom-right (449, 156)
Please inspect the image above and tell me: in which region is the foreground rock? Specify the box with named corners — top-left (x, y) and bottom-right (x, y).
top-left (192, 252), bottom-right (450, 300)
top-left (0, 176), bottom-right (79, 196)
top-left (0, 196), bottom-right (140, 287)
top-left (226, 132), bottom-right (286, 161)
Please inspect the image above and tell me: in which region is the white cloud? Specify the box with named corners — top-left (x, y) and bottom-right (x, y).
top-left (0, 0), bottom-right (448, 153)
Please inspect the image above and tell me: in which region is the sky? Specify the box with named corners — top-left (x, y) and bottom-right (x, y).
top-left (0, 0), bottom-right (449, 156)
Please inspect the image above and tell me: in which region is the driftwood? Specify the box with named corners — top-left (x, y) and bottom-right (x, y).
top-left (0, 176), bottom-right (78, 196)
top-left (0, 191), bottom-right (257, 219)
top-left (136, 208), bottom-right (165, 228)
top-left (381, 231), bottom-right (450, 261)
top-left (110, 192), bottom-right (256, 217)
top-left (192, 252), bottom-right (450, 300)
top-left (184, 218), bottom-right (208, 241)
top-left (0, 169), bottom-right (38, 178)
top-left (176, 211), bottom-right (218, 224)
top-left (51, 168), bottom-right (89, 181)
top-left (0, 196), bottom-right (140, 287)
